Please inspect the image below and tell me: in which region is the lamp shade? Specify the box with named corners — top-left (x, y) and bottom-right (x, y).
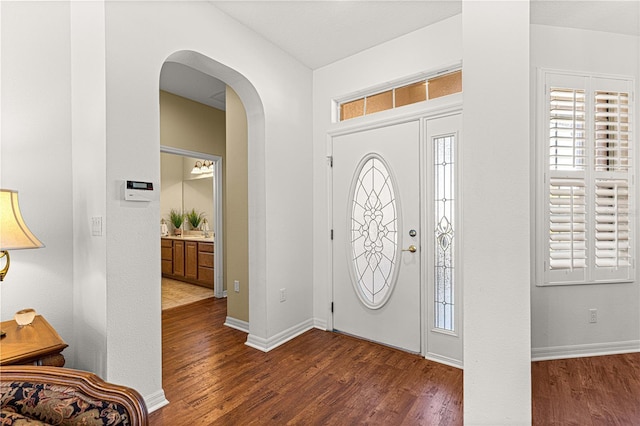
top-left (0, 189), bottom-right (44, 250)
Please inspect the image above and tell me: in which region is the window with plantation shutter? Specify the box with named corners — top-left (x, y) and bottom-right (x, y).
top-left (539, 70), bottom-right (635, 286)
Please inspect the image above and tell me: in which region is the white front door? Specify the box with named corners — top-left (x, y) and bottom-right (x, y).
top-left (332, 120), bottom-right (421, 353)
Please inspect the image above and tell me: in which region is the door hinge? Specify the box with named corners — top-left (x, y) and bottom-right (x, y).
top-left (327, 156), bottom-right (333, 167)
top-left (330, 229), bottom-right (333, 240)
top-left (331, 302), bottom-right (334, 313)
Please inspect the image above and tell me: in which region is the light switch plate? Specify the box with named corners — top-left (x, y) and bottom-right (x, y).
top-left (91, 217), bottom-right (103, 236)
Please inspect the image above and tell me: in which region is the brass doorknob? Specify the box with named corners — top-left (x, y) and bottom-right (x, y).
top-left (402, 245), bottom-right (417, 253)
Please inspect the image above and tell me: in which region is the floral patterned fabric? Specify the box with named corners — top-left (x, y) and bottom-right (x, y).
top-left (0, 381), bottom-right (131, 426)
top-left (1, 409), bottom-right (52, 425)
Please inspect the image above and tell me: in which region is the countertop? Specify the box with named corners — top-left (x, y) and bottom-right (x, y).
top-left (161, 235), bottom-right (214, 243)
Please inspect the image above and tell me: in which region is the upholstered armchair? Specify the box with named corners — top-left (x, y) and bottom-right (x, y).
top-left (0, 365), bottom-right (148, 425)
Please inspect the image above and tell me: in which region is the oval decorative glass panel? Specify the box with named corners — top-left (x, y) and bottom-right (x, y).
top-left (349, 154), bottom-right (400, 309)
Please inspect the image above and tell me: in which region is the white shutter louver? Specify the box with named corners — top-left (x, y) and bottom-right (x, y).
top-left (595, 179), bottom-right (630, 268)
top-left (593, 88), bottom-right (632, 274)
top-left (549, 178), bottom-right (587, 270)
top-left (549, 88), bottom-right (586, 171)
top-left (594, 91), bottom-right (630, 172)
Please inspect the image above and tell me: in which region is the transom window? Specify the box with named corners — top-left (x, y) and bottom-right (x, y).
top-left (339, 70), bottom-right (462, 121)
top-left (539, 70), bottom-right (634, 286)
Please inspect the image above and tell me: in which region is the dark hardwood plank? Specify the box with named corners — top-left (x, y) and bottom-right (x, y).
top-left (149, 298), bottom-right (463, 425)
top-left (532, 353), bottom-right (640, 425)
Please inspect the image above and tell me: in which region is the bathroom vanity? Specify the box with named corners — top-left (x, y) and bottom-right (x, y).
top-left (161, 236), bottom-right (214, 289)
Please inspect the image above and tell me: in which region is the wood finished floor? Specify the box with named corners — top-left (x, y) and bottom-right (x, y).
top-left (532, 353), bottom-right (640, 425)
top-left (149, 298), bottom-right (463, 425)
top-left (150, 297), bottom-right (640, 425)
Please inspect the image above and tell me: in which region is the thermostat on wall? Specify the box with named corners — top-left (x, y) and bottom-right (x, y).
top-left (124, 180), bottom-right (155, 202)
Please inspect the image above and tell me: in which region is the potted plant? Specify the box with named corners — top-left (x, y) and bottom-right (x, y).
top-left (169, 209), bottom-right (185, 236)
top-left (186, 208), bottom-right (205, 231)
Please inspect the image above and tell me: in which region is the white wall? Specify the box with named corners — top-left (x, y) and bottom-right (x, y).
top-left (1, 0), bottom-right (313, 410)
top-left (102, 0), bottom-right (313, 404)
top-left (530, 24), bottom-right (640, 358)
top-left (462, 2), bottom-right (531, 423)
top-left (0, 1), bottom-right (75, 363)
top-left (70, 0), bottom-right (108, 376)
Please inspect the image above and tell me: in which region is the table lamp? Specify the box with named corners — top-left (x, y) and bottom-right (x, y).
top-left (0, 189), bottom-right (44, 337)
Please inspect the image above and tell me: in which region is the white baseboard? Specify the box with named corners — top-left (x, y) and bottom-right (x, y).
top-left (224, 316), bottom-right (249, 333)
top-left (532, 340), bottom-right (640, 361)
top-left (425, 352), bottom-right (463, 370)
top-left (313, 317), bottom-right (328, 331)
top-left (245, 319), bottom-right (314, 352)
top-left (144, 389), bottom-right (169, 413)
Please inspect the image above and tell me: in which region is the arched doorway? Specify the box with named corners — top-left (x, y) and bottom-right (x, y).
top-left (159, 49), bottom-right (266, 341)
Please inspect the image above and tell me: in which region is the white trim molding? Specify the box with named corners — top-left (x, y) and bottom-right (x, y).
top-left (425, 353), bottom-right (463, 370)
top-left (144, 389), bottom-right (169, 414)
top-left (313, 317), bottom-right (328, 331)
top-left (532, 340), bottom-right (640, 361)
top-left (245, 319), bottom-right (315, 352)
top-left (224, 316), bottom-right (249, 334)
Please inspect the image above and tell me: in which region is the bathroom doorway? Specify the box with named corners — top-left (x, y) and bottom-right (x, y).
top-left (160, 146), bottom-right (224, 299)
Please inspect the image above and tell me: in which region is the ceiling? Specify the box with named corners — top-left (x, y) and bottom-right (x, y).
top-left (160, 1), bottom-right (639, 110)
top-left (212, 1), bottom-right (463, 70)
top-left (160, 62), bottom-right (227, 110)
top-left (531, 1), bottom-right (639, 37)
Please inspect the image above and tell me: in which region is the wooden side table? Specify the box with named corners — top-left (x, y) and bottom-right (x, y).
top-left (0, 315), bottom-right (68, 367)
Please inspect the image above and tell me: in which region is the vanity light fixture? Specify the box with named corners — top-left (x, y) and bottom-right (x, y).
top-left (191, 161), bottom-right (204, 175)
top-left (191, 160), bottom-right (214, 175)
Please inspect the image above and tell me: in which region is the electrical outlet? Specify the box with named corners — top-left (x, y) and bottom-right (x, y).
top-left (234, 280), bottom-right (240, 293)
top-left (280, 288), bottom-right (286, 302)
top-left (589, 308), bottom-right (597, 323)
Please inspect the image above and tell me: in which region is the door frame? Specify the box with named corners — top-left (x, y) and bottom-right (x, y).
top-left (326, 96), bottom-right (463, 361)
top-left (161, 145), bottom-right (225, 298)
top-left (423, 113), bottom-right (464, 368)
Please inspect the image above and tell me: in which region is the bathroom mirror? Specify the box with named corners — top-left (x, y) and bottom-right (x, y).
top-left (160, 152), bottom-right (214, 231)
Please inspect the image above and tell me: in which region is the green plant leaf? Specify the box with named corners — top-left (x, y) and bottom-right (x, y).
top-left (186, 208), bottom-right (205, 228)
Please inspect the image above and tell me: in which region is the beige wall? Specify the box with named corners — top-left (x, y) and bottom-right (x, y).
top-left (160, 88), bottom-right (249, 317)
top-left (160, 90), bottom-right (225, 155)
top-left (225, 87), bottom-right (249, 322)
top-left (159, 90), bottom-right (226, 285)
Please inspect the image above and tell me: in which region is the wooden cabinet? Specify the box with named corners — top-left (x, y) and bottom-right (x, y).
top-left (161, 239), bottom-right (173, 275)
top-left (173, 240), bottom-right (185, 277)
top-left (197, 242), bottom-right (214, 288)
top-left (185, 241), bottom-right (198, 280)
top-left (162, 238), bottom-right (213, 289)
